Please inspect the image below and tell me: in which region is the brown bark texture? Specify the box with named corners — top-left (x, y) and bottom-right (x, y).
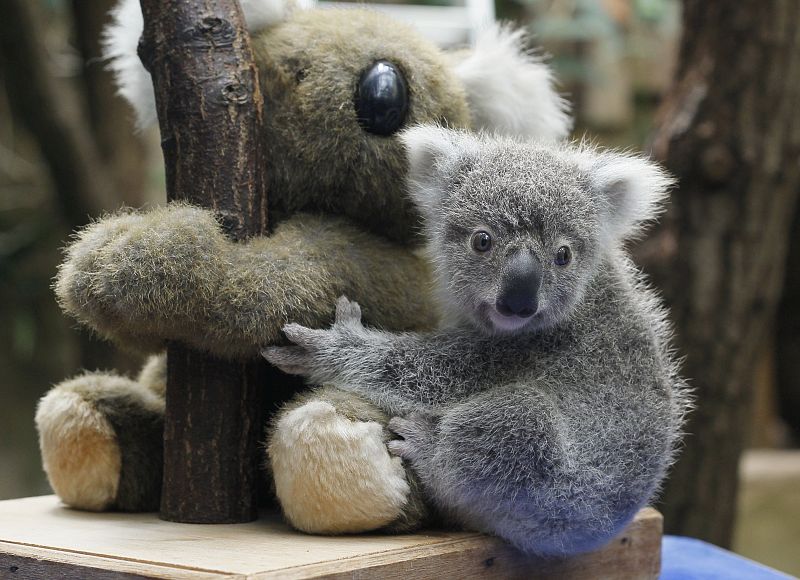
top-left (0, 0), bottom-right (117, 225)
top-left (641, 0), bottom-right (800, 547)
top-left (776, 211), bottom-right (800, 442)
top-left (138, 0), bottom-right (269, 523)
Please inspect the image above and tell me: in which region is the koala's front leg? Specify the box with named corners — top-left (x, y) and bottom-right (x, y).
top-left (56, 205), bottom-right (436, 358)
top-left (264, 297), bottom-right (421, 415)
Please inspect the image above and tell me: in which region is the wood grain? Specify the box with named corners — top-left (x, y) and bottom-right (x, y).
top-left (0, 496), bottom-right (662, 579)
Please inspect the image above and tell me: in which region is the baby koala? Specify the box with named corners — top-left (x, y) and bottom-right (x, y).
top-left (264, 126), bottom-right (690, 557)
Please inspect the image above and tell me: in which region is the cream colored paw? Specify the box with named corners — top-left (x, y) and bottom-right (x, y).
top-left (269, 401), bottom-right (410, 534)
top-left (35, 388), bottom-right (121, 511)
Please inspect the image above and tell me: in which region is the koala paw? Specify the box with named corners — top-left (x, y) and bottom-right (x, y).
top-left (387, 411), bottom-right (438, 464)
top-left (333, 295), bottom-right (363, 327)
top-left (261, 296), bottom-right (364, 380)
top-left (268, 400), bottom-right (410, 534)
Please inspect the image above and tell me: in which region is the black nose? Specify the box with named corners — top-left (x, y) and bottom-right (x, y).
top-left (496, 251), bottom-right (541, 318)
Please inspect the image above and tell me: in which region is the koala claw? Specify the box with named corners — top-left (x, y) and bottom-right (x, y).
top-left (387, 439), bottom-right (415, 461)
top-left (261, 346), bottom-right (312, 376)
top-left (387, 413), bottom-right (437, 462)
top-left (282, 323), bottom-right (329, 348)
top-left (335, 296), bottom-right (363, 327)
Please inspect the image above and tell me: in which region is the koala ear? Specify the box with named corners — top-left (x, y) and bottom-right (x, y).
top-left (103, 0), bottom-right (300, 129)
top-left (452, 24), bottom-right (572, 142)
top-left (582, 151), bottom-right (674, 243)
top-left (400, 125), bottom-right (479, 217)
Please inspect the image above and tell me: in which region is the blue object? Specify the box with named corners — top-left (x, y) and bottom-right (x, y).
top-left (661, 536), bottom-right (795, 579)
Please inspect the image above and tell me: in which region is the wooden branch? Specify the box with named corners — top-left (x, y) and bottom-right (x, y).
top-left (137, 0), bottom-right (269, 523)
top-left (0, 0), bottom-right (117, 225)
top-left (641, 0), bottom-right (800, 546)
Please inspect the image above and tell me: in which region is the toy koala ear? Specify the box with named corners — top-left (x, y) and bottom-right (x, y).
top-left (103, 0), bottom-right (302, 129)
top-left (400, 125), bottom-right (479, 218)
top-left (584, 151), bottom-right (674, 244)
top-left (453, 24), bottom-right (572, 142)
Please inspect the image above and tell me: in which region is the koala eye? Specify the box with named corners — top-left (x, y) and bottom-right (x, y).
top-left (555, 246), bottom-right (572, 266)
top-left (354, 60), bottom-right (409, 136)
top-left (471, 231), bottom-right (492, 253)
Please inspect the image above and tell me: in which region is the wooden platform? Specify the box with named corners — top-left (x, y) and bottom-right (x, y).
top-left (0, 496), bottom-right (662, 579)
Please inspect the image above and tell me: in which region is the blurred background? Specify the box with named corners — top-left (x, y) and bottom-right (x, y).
top-left (0, 0), bottom-right (798, 576)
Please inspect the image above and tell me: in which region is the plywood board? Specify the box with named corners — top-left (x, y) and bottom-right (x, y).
top-left (0, 496), bottom-right (662, 579)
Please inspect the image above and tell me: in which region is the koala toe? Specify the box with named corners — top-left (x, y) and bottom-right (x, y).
top-left (268, 400), bottom-right (410, 534)
top-left (35, 387), bottom-right (121, 511)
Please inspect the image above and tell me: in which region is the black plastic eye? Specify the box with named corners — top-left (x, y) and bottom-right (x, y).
top-left (355, 60), bottom-right (409, 136)
top-left (555, 246), bottom-right (572, 266)
top-left (471, 231), bottom-right (492, 253)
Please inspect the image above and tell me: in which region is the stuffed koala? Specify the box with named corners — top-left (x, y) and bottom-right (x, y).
top-left (265, 127), bottom-right (692, 555)
top-left (36, 0), bottom-right (571, 533)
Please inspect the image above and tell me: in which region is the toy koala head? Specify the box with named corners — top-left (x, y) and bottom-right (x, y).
top-left (105, 0), bottom-right (571, 242)
top-left (401, 126), bottom-right (673, 334)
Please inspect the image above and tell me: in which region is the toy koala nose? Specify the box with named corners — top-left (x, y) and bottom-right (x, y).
top-left (496, 251), bottom-right (542, 318)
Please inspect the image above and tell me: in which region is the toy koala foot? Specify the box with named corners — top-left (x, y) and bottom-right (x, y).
top-left (269, 399), bottom-right (414, 534)
top-left (36, 370), bottom-right (164, 512)
top-left (37, 383), bottom-right (121, 511)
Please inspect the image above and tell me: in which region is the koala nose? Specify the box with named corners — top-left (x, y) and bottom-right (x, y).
top-left (496, 251), bottom-right (542, 318)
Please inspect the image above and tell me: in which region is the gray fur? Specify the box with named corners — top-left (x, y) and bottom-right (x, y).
top-left (264, 128), bottom-right (691, 556)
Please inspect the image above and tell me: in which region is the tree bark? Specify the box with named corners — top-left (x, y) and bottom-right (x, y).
top-left (138, 0), bottom-right (269, 523)
top-left (640, 1), bottom-right (800, 547)
top-left (776, 210), bottom-right (800, 443)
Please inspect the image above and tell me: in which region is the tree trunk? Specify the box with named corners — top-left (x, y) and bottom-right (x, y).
top-left (640, 1), bottom-right (800, 547)
top-left (776, 210), bottom-right (800, 443)
top-left (138, 0), bottom-right (269, 523)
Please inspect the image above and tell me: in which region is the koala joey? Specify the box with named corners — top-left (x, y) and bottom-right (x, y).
top-left (264, 126), bottom-right (692, 556)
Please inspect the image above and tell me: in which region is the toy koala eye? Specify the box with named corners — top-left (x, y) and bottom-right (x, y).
top-left (555, 246), bottom-right (572, 266)
top-left (471, 231), bottom-right (492, 253)
top-left (355, 60), bottom-right (409, 136)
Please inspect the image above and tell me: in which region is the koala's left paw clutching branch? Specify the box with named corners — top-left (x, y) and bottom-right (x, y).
top-left (262, 296), bottom-right (366, 384)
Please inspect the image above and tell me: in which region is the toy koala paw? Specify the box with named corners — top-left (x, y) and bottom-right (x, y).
top-left (387, 411), bottom-right (438, 464)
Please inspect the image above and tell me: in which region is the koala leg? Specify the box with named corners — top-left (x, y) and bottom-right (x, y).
top-left (267, 386), bottom-right (429, 534)
top-left (36, 355), bottom-right (165, 512)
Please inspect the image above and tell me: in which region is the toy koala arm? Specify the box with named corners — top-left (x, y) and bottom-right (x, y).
top-left (55, 205), bottom-right (436, 358)
top-left (263, 297), bottom-right (495, 415)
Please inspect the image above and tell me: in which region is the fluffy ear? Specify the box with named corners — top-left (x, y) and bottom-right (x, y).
top-left (399, 125), bottom-right (478, 218)
top-left (582, 151), bottom-right (674, 243)
top-left (453, 24), bottom-right (572, 142)
top-left (102, 0), bottom-right (301, 129)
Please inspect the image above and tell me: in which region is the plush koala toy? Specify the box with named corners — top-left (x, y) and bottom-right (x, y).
top-left (35, 0), bottom-right (571, 534)
top-left (264, 127), bottom-right (692, 556)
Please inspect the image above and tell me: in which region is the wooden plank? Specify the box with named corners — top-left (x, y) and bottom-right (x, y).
top-left (0, 542), bottom-right (227, 580)
top-left (258, 509), bottom-right (663, 580)
top-left (0, 496), bottom-right (661, 579)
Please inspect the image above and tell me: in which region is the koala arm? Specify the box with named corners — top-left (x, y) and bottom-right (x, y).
top-left (263, 297), bottom-right (494, 416)
top-left (55, 204), bottom-right (436, 358)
